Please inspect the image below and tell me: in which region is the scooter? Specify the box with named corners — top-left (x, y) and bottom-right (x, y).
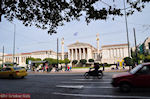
top-left (84, 68), bottom-right (103, 79)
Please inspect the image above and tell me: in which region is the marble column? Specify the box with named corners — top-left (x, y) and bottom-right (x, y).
top-left (79, 48), bottom-right (82, 60)
top-left (75, 48), bottom-right (78, 60)
top-left (83, 48), bottom-right (86, 59)
top-left (68, 49), bottom-right (71, 60)
top-left (122, 48), bottom-right (124, 57)
top-left (71, 49), bottom-right (73, 61)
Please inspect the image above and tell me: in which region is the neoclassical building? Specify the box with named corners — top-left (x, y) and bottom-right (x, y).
top-left (101, 44), bottom-right (128, 64)
top-left (67, 42), bottom-right (128, 64)
top-left (4, 50), bottom-right (58, 66)
top-left (67, 41), bottom-right (98, 61)
top-left (4, 33), bottom-right (130, 66)
top-left (143, 37), bottom-right (150, 53)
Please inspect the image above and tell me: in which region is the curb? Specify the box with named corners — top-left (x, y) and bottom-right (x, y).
top-left (28, 70), bottom-right (128, 75)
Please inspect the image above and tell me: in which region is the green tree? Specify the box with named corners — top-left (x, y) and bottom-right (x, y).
top-left (88, 59), bottom-right (94, 63)
top-left (1, 0), bottom-right (149, 34)
top-left (80, 59), bottom-right (87, 65)
top-left (144, 55), bottom-right (150, 62)
top-left (59, 60), bottom-right (64, 64)
top-left (72, 60), bottom-right (78, 66)
top-left (123, 57), bottom-right (132, 66)
top-left (64, 58), bottom-right (70, 65)
top-left (138, 54), bottom-right (145, 62)
top-left (43, 58), bottom-right (57, 65)
top-left (26, 57), bottom-right (35, 64)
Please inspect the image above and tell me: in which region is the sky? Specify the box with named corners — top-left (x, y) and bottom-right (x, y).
top-left (0, 1), bottom-right (150, 54)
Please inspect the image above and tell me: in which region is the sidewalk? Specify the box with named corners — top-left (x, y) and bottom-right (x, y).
top-left (28, 67), bottom-right (129, 74)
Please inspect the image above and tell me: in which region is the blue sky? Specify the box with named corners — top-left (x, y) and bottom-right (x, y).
top-left (0, 2), bottom-right (150, 54)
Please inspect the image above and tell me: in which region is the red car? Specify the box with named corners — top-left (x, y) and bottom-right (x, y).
top-left (111, 63), bottom-right (150, 92)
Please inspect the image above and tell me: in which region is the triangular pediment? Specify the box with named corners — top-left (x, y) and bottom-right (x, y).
top-left (68, 42), bottom-right (92, 47)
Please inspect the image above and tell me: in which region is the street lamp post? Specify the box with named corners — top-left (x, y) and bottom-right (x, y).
top-left (11, 23), bottom-right (16, 65)
top-left (2, 46), bottom-right (4, 67)
top-left (123, 0), bottom-right (130, 57)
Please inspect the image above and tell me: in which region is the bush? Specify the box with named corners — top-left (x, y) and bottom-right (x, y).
top-left (144, 55), bottom-right (150, 62)
top-left (64, 58), bottom-right (70, 65)
top-left (80, 59), bottom-right (87, 65)
top-left (88, 59), bottom-right (94, 63)
top-left (72, 60), bottom-right (78, 65)
top-left (124, 57), bottom-right (132, 66)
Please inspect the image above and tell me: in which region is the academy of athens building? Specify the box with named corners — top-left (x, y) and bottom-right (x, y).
top-left (67, 42), bottom-right (128, 64)
top-left (4, 34), bottom-right (129, 66)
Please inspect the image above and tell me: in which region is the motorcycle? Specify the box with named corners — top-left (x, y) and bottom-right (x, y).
top-left (84, 68), bottom-right (103, 79)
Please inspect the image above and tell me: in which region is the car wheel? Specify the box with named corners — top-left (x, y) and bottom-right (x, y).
top-left (84, 73), bottom-right (89, 79)
top-left (119, 83), bottom-right (131, 92)
top-left (9, 74), bottom-right (14, 79)
top-left (97, 72), bottom-right (103, 79)
top-left (21, 76), bottom-right (24, 79)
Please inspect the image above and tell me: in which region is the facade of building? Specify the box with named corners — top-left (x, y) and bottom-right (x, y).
top-left (67, 41), bottom-right (97, 61)
top-left (143, 37), bottom-right (150, 53)
top-left (101, 44), bottom-right (128, 64)
top-left (4, 50), bottom-right (58, 66)
top-left (3, 33), bottom-right (131, 66)
top-left (67, 42), bottom-right (128, 64)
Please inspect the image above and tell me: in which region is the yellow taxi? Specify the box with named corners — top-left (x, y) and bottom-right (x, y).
top-left (0, 67), bottom-right (27, 79)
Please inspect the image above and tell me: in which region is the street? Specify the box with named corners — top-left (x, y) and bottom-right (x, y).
top-left (0, 72), bottom-right (150, 99)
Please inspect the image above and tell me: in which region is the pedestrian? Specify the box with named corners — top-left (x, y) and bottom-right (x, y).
top-left (116, 62), bottom-right (119, 70)
top-left (122, 62), bottom-right (125, 69)
top-left (102, 64), bottom-right (105, 71)
top-left (42, 66), bottom-right (44, 72)
top-left (67, 66), bottom-right (70, 71)
top-left (60, 65), bottom-right (63, 71)
top-left (65, 65), bottom-right (67, 71)
top-left (70, 66), bottom-right (72, 71)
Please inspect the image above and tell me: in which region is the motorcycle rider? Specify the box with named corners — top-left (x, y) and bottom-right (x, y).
top-left (90, 63), bottom-right (100, 74)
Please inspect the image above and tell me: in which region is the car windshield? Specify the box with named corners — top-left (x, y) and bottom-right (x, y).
top-left (13, 67), bottom-right (22, 70)
top-left (130, 64), bottom-right (143, 74)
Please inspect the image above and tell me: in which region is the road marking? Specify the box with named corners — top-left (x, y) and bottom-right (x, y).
top-left (56, 85), bottom-right (113, 89)
top-left (61, 81), bottom-right (111, 84)
top-left (84, 86), bottom-right (114, 88)
top-left (56, 85), bottom-right (84, 89)
top-left (53, 92), bottom-right (150, 99)
top-left (72, 79), bottom-right (111, 81)
top-left (28, 74), bottom-right (83, 76)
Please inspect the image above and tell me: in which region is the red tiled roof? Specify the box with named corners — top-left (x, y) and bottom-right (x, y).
top-left (32, 50), bottom-right (55, 53)
top-left (5, 54), bottom-right (12, 56)
top-left (21, 53), bottom-right (32, 55)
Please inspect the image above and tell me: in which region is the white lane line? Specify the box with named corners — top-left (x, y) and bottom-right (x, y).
top-left (28, 74), bottom-right (82, 76)
top-left (53, 92), bottom-right (150, 99)
top-left (72, 79), bottom-right (111, 81)
top-left (61, 81), bottom-right (111, 84)
top-left (56, 85), bottom-right (84, 89)
top-left (84, 86), bottom-right (114, 89)
top-left (56, 85), bottom-right (113, 89)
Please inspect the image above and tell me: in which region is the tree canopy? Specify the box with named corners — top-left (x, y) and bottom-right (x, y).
top-left (72, 60), bottom-right (78, 64)
top-left (26, 57), bottom-right (41, 64)
top-left (1, 0), bottom-right (149, 34)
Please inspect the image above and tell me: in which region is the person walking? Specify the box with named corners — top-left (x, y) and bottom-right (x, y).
top-left (67, 66), bottom-right (70, 71)
top-left (70, 66), bottom-right (72, 71)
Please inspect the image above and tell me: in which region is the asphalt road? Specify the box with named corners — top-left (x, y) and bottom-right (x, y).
top-left (0, 72), bottom-right (150, 99)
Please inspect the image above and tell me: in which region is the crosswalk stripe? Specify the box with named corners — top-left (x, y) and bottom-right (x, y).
top-left (72, 79), bottom-right (111, 81)
top-left (56, 85), bottom-right (84, 89)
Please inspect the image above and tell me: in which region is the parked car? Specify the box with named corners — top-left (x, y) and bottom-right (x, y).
top-left (0, 67), bottom-right (28, 79)
top-left (111, 63), bottom-right (150, 92)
